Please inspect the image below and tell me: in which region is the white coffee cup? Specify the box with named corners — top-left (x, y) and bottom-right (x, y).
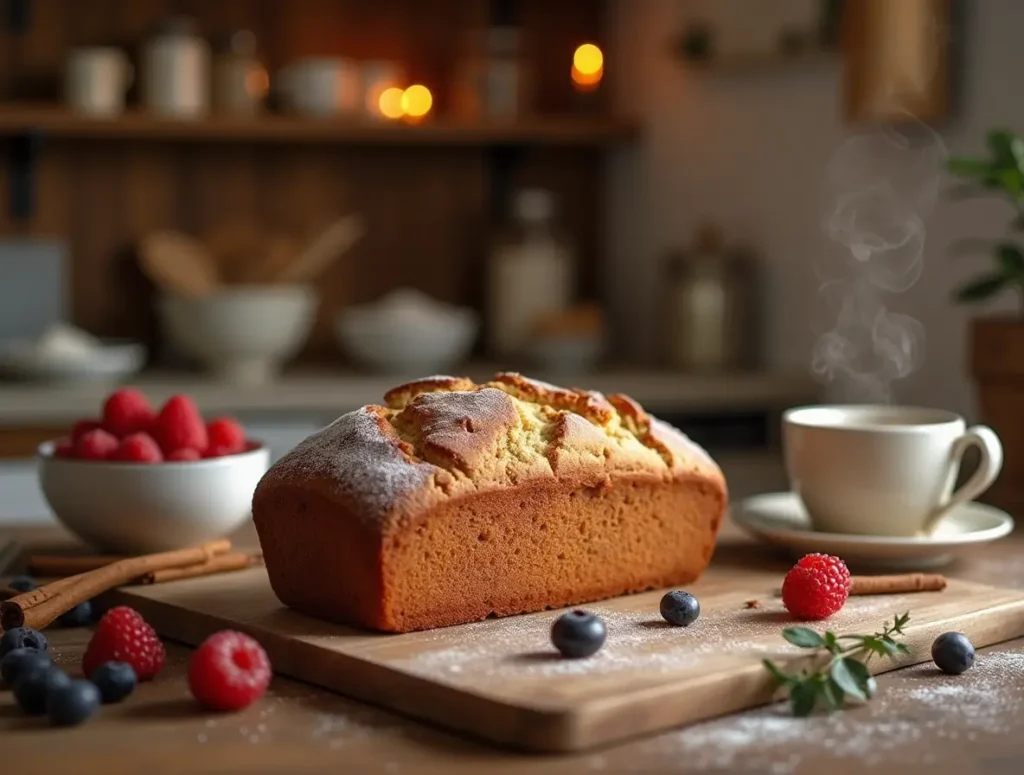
top-left (277, 58), bottom-right (359, 117)
top-left (783, 405), bottom-right (1003, 537)
top-left (65, 47), bottom-right (133, 117)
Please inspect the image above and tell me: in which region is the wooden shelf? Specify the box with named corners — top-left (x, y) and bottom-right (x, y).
top-left (0, 106), bottom-right (640, 146)
top-left (682, 49), bottom-right (841, 75)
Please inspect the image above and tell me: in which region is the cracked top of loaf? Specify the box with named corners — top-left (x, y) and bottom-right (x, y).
top-left (256, 372), bottom-right (726, 534)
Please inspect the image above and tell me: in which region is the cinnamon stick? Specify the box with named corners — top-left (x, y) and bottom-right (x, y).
top-left (0, 539), bottom-right (231, 631)
top-left (141, 552), bottom-right (262, 584)
top-left (850, 573), bottom-right (947, 596)
top-left (27, 554), bottom-right (128, 576)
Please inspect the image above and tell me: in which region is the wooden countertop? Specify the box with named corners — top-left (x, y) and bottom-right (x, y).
top-left (5, 519), bottom-right (1024, 775)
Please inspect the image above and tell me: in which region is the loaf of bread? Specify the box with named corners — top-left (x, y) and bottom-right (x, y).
top-left (252, 372), bottom-right (727, 633)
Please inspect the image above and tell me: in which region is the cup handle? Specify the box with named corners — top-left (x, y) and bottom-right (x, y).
top-left (923, 425), bottom-right (1003, 535)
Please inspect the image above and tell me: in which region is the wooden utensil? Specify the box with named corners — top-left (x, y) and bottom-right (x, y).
top-left (235, 235), bottom-right (300, 285)
top-left (139, 230), bottom-right (220, 298)
top-left (109, 564), bottom-right (1024, 753)
top-left (201, 221), bottom-right (268, 284)
top-left (272, 215), bottom-right (365, 284)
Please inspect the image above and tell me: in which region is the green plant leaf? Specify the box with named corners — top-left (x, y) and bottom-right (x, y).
top-left (782, 627), bottom-right (826, 649)
top-left (822, 677), bottom-right (846, 711)
top-left (789, 681), bottom-right (818, 717)
top-left (762, 659), bottom-right (796, 688)
top-left (998, 244), bottom-right (1024, 273)
top-left (947, 156), bottom-right (992, 178)
top-left (955, 274), bottom-right (1009, 303)
top-left (823, 631), bottom-right (839, 654)
top-left (842, 657), bottom-right (876, 699)
top-left (988, 129), bottom-right (1019, 166)
top-left (830, 658), bottom-right (868, 702)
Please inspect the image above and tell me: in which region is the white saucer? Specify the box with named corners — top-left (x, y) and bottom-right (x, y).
top-left (731, 492), bottom-right (1015, 570)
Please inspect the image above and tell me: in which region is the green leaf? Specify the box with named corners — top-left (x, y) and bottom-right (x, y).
top-left (947, 156), bottom-right (992, 178)
top-left (789, 681), bottom-right (819, 717)
top-left (1000, 244), bottom-right (1024, 273)
top-left (782, 627), bottom-right (826, 649)
top-left (822, 677), bottom-right (846, 711)
top-left (895, 643), bottom-right (911, 655)
top-left (955, 274), bottom-right (1010, 303)
top-left (842, 657), bottom-right (876, 699)
top-left (823, 631), bottom-right (839, 654)
top-left (997, 169), bottom-right (1024, 195)
top-left (988, 129), bottom-right (1019, 166)
top-left (762, 659), bottom-right (796, 688)
top-left (892, 612), bottom-right (911, 632)
top-left (830, 658), bottom-right (868, 702)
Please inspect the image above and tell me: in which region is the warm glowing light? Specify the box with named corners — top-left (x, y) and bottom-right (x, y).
top-left (400, 84), bottom-right (433, 119)
top-left (378, 87), bottom-right (405, 119)
top-left (573, 43), bottom-right (604, 76)
top-left (571, 64), bottom-right (604, 89)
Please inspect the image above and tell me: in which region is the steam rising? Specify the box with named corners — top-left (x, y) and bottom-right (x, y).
top-left (812, 122), bottom-right (947, 402)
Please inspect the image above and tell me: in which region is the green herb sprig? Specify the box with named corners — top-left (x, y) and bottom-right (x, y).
top-left (762, 612), bottom-right (911, 717)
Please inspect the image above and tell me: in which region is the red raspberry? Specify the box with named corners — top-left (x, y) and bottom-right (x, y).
top-left (70, 419), bottom-right (101, 442)
top-left (54, 438), bottom-right (75, 458)
top-left (102, 388), bottom-right (155, 438)
top-left (83, 606), bottom-right (166, 681)
top-left (202, 445), bottom-right (235, 459)
top-left (782, 553), bottom-right (851, 620)
top-left (74, 428), bottom-right (119, 461)
top-left (188, 630), bottom-right (271, 711)
top-left (113, 432), bottom-right (164, 463)
top-left (167, 447), bottom-right (201, 462)
top-left (154, 395), bottom-right (208, 455)
top-left (206, 418), bottom-right (246, 455)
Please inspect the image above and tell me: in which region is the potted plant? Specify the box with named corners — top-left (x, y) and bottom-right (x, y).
top-left (947, 129), bottom-right (1024, 512)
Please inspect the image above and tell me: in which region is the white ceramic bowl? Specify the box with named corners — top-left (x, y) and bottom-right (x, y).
top-left (0, 340), bottom-right (146, 384)
top-left (334, 309), bottom-right (478, 374)
top-left (37, 441), bottom-right (271, 554)
top-left (159, 287), bottom-right (318, 384)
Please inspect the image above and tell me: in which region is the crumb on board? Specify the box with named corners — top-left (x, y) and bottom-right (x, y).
top-left (744, 600), bottom-right (761, 610)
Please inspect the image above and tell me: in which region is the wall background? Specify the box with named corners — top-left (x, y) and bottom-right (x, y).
top-left (605, 0), bottom-right (1024, 420)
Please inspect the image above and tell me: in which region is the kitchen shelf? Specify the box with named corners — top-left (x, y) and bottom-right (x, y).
top-left (0, 105), bottom-right (640, 146)
top-left (681, 49), bottom-right (841, 75)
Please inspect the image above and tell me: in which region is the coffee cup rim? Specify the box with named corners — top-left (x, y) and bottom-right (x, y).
top-left (784, 404), bottom-right (963, 433)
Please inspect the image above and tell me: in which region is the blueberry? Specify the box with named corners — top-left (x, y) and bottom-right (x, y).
top-left (90, 661), bottom-right (136, 704)
top-left (551, 610), bottom-right (606, 659)
top-left (48, 679), bottom-right (101, 727)
top-left (0, 626), bottom-right (47, 659)
top-left (8, 574), bottom-right (36, 593)
top-left (660, 590), bottom-right (701, 627)
top-left (0, 647), bottom-right (52, 686)
top-left (932, 631), bottom-right (975, 675)
top-left (57, 600), bottom-right (94, 628)
top-left (14, 666), bottom-right (71, 715)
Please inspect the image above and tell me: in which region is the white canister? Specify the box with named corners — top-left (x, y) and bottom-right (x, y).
top-left (487, 190), bottom-right (574, 358)
top-left (277, 58), bottom-right (360, 118)
top-left (64, 47), bottom-right (133, 117)
top-left (141, 17), bottom-right (210, 119)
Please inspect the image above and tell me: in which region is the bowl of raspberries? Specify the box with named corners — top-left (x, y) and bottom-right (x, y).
top-left (37, 388), bottom-right (270, 554)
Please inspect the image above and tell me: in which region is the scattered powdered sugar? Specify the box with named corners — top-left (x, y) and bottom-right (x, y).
top-left (620, 649), bottom-right (1024, 773)
top-left (395, 596), bottom-right (905, 683)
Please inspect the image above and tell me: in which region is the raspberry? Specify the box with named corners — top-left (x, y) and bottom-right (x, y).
top-left (202, 445), bottom-right (235, 459)
top-left (188, 631), bottom-right (271, 711)
top-left (83, 607), bottom-right (165, 681)
top-left (74, 428), bottom-right (119, 461)
top-left (781, 553), bottom-right (851, 620)
top-left (112, 432), bottom-right (163, 463)
top-left (206, 418), bottom-right (246, 455)
top-left (154, 395), bottom-right (208, 455)
top-left (102, 388), bottom-right (155, 438)
top-left (167, 447), bottom-right (201, 462)
top-left (54, 438), bottom-right (75, 458)
top-left (70, 419), bottom-right (101, 443)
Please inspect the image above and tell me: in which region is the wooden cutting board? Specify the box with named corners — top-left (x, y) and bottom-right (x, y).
top-left (110, 565), bottom-right (1024, 753)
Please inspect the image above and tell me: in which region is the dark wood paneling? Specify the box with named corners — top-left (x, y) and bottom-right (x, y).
top-left (0, 0), bottom-right (610, 365)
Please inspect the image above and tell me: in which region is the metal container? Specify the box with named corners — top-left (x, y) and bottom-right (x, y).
top-left (661, 224), bottom-right (758, 373)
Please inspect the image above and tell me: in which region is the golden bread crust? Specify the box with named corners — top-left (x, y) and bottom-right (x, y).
top-left (252, 372), bottom-right (727, 632)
